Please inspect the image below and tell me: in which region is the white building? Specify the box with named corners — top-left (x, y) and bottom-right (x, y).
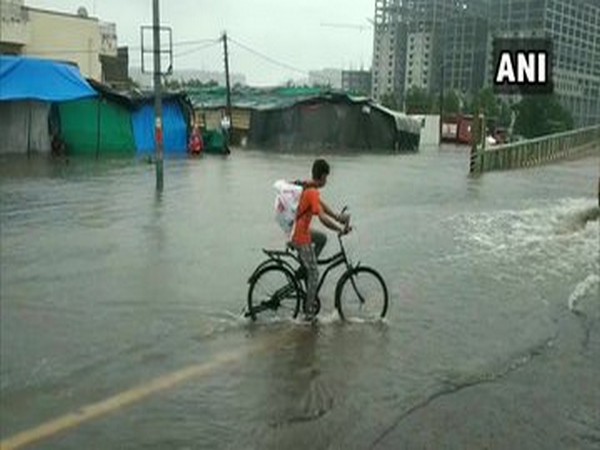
top-left (0, 0), bottom-right (117, 81)
top-left (371, 1), bottom-right (397, 101)
top-left (405, 32), bottom-right (432, 90)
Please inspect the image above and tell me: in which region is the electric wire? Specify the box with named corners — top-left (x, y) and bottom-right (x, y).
top-left (227, 35), bottom-right (329, 83)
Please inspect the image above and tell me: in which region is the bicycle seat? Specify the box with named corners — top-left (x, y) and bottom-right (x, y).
top-left (262, 246), bottom-right (294, 258)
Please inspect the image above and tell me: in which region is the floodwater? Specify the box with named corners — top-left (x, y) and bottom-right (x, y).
top-left (1, 148), bottom-right (598, 449)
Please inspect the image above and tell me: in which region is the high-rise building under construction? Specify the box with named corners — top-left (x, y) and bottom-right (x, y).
top-left (371, 0), bottom-right (600, 126)
top-left (489, 0), bottom-right (600, 126)
top-left (371, 0), bottom-right (490, 105)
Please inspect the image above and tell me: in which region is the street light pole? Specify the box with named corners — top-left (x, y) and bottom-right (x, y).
top-left (152, 0), bottom-right (164, 192)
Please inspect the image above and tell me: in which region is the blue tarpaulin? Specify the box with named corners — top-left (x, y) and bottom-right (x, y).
top-left (132, 101), bottom-right (187, 155)
top-left (0, 56), bottom-right (97, 102)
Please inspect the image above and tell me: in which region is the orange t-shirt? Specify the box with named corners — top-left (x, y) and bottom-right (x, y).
top-left (291, 188), bottom-right (321, 246)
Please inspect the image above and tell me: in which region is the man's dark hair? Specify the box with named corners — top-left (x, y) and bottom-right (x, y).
top-left (312, 159), bottom-right (330, 180)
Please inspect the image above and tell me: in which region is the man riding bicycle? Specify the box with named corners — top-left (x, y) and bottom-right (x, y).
top-left (291, 159), bottom-right (351, 321)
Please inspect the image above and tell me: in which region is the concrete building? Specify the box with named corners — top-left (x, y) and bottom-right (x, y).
top-left (341, 69), bottom-right (372, 96)
top-left (371, 0), bottom-right (600, 126)
top-left (371, 0), bottom-right (400, 102)
top-left (0, 0), bottom-right (121, 82)
top-left (371, 0), bottom-right (458, 103)
top-left (404, 32), bottom-right (432, 91)
top-left (371, 0), bottom-right (490, 104)
top-left (490, 0), bottom-right (600, 126)
top-left (442, 1), bottom-right (490, 95)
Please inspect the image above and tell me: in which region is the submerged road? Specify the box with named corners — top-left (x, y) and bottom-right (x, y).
top-left (1, 150), bottom-right (598, 449)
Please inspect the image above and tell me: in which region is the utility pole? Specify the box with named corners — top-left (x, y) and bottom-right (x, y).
top-left (153, 0), bottom-right (164, 192)
top-left (222, 31), bottom-right (232, 137)
top-left (437, 14), bottom-right (445, 145)
top-left (439, 53), bottom-right (444, 144)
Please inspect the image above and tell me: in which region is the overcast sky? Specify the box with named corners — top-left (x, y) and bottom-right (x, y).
top-left (26, 0), bottom-right (375, 85)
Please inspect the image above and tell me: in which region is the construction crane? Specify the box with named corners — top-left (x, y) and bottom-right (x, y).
top-left (320, 20), bottom-right (373, 33)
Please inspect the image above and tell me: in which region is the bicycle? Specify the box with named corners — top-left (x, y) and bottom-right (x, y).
top-left (245, 208), bottom-right (388, 322)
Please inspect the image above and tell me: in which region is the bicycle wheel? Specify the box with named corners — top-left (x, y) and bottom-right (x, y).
top-left (247, 265), bottom-right (301, 321)
top-left (335, 266), bottom-right (388, 321)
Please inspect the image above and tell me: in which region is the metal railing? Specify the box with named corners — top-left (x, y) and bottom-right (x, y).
top-left (470, 124), bottom-right (600, 174)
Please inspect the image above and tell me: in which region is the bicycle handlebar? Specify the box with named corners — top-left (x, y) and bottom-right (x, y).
top-left (337, 205), bottom-right (352, 238)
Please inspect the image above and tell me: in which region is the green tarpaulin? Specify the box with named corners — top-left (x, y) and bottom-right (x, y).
top-left (58, 99), bottom-right (135, 156)
top-left (202, 130), bottom-right (226, 153)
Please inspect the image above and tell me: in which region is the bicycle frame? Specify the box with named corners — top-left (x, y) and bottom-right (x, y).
top-left (314, 234), bottom-right (353, 296)
top-left (250, 234), bottom-right (356, 297)
top-left (247, 204), bottom-right (388, 320)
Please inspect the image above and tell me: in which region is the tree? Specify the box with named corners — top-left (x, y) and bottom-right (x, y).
top-left (471, 87), bottom-right (499, 118)
top-left (164, 78), bottom-right (181, 90)
top-left (443, 90), bottom-right (461, 115)
top-left (465, 87), bottom-right (513, 129)
top-left (379, 90), bottom-right (399, 110)
top-left (514, 94), bottom-right (574, 138)
top-left (404, 86), bottom-right (433, 114)
top-left (498, 100), bottom-right (513, 128)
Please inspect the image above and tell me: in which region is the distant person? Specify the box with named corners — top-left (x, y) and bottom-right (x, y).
top-left (188, 124), bottom-right (204, 155)
top-left (51, 132), bottom-right (66, 157)
top-left (291, 159), bottom-right (350, 321)
top-left (220, 112), bottom-right (231, 154)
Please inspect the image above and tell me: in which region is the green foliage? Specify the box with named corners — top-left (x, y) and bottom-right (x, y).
top-left (443, 90), bottom-right (461, 115)
top-left (465, 87), bottom-right (513, 128)
top-left (498, 101), bottom-right (513, 128)
top-left (380, 90), bottom-right (399, 110)
top-left (165, 78), bottom-right (219, 90)
top-left (514, 94), bottom-right (574, 138)
top-left (404, 86), bottom-right (434, 113)
top-left (311, 82), bottom-right (333, 90)
top-left (164, 78), bottom-right (181, 90)
top-left (471, 87), bottom-right (499, 118)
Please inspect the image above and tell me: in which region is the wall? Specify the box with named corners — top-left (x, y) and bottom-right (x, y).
top-left (410, 114), bottom-right (440, 149)
top-left (24, 8), bottom-right (102, 80)
top-left (0, 0), bottom-right (29, 46)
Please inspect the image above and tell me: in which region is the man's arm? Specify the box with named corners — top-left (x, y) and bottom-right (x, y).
top-left (320, 199), bottom-right (349, 224)
top-left (318, 210), bottom-right (345, 233)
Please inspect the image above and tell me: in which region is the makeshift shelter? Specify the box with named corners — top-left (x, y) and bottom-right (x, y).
top-left (0, 101), bottom-right (51, 155)
top-left (55, 81), bottom-right (192, 157)
top-left (0, 55), bottom-right (96, 155)
top-left (188, 87), bottom-right (421, 152)
top-left (57, 98), bottom-right (136, 156)
top-left (131, 98), bottom-right (190, 156)
top-left (54, 79), bottom-right (135, 156)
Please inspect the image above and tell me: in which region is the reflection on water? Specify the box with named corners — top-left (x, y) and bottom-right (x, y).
top-left (1, 151), bottom-right (598, 448)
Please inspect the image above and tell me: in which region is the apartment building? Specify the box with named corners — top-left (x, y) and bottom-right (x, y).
top-left (490, 0), bottom-right (600, 126)
top-left (371, 0), bottom-right (489, 105)
top-left (370, 0), bottom-right (599, 125)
